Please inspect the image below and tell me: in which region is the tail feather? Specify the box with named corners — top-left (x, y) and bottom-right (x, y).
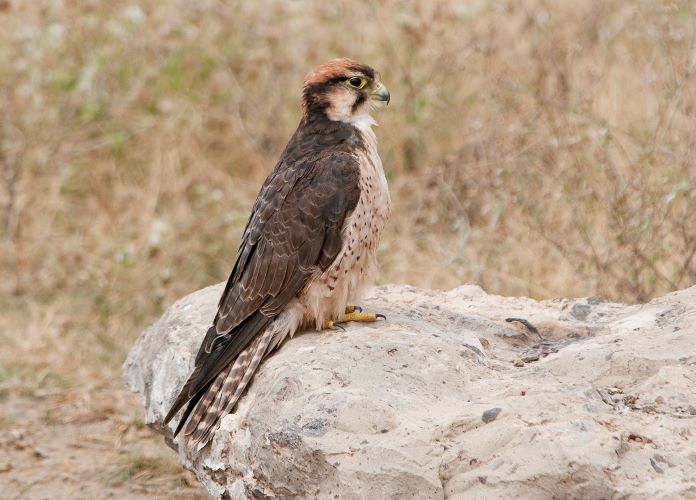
top-left (222, 325), bottom-right (274, 415)
top-left (164, 313), bottom-right (273, 430)
top-left (172, 381), bottom-right (208, 438)
top-left (181, 360), bottom-right (235, 438)
top-left (186, 327), bottom-right (275, 447)
top-left (185, 337), bottom-right (258, 442)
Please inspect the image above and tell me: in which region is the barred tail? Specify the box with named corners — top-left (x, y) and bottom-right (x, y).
top-left (184, 326), bottom-right (275, 448)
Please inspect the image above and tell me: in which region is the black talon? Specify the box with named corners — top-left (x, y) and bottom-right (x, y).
top-left (329, 320), bottom-right (347, 331)
top-left (354, 305), bottom-right (363, 313)
top-left (376, 313), bottom-right (387, 321)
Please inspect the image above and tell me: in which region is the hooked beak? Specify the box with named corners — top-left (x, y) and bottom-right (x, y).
top-left (371, 82), bottom-right (390, 104)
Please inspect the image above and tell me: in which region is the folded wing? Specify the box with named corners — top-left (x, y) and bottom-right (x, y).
top-left (164, 151), bottom-right (361, 436)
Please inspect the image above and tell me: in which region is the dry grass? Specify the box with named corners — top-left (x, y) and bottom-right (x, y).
top-left (1, 0), bottom-right (695, 496)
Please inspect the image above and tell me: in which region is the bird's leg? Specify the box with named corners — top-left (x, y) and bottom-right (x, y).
top-left (325, 307), bottom-right (386, 330)
top-left (341, 311), bottom-right (386, 323)
top-left (339, 305), bottom-right (386, 324)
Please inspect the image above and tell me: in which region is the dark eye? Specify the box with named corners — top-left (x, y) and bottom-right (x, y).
top-left (346, 76), bottom-right (366, 89)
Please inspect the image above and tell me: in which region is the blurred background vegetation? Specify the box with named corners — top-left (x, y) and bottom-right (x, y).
top-left (1, 0), bottom-right (695, 495)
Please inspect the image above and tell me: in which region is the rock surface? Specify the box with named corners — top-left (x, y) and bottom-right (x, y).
top-left (123, 283), bottom-right (696, 499)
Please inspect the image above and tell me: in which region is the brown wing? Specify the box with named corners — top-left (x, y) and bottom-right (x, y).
top-left (164, 150), bottom-right (361, 433)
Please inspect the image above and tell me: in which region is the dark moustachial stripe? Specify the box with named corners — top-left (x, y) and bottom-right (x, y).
top-left (303, 64), bottom-right (377, 118)
top-left (351, 93), bottom-right (367, 114)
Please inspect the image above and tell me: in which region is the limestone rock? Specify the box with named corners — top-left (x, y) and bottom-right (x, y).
top-left (123, 283), bottom-right (696, 499)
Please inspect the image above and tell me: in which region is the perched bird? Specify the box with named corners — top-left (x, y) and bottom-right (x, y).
top-left (164, 58), bottom-right (392, 447)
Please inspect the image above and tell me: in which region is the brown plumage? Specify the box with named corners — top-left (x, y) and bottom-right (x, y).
top-left (163, 58), bottom-right (391, 448)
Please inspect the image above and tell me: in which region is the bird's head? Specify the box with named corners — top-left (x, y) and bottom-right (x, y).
top-left (302, 58), bottom-right (390, 123)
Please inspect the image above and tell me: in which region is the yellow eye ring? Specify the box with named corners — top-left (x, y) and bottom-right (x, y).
top-left (345, 76), bottom-right (367, 89)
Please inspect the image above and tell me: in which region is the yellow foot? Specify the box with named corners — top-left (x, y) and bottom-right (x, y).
top-left (326, 309), bottom-right (387, 329)
top-left (342, 312), bottom-right (387, 323)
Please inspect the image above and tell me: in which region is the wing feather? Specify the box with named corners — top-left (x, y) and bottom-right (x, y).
top-left (164, 147), bottom-right (361, 432)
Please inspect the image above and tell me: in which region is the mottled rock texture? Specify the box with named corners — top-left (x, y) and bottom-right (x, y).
top-left (123, 283), bottom-right (696, 499)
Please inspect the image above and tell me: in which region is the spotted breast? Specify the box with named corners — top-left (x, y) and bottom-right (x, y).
top-left (299, 114), bottom-right (391, 328)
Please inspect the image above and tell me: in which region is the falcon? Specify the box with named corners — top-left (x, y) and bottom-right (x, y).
top-left (164, 58), bottom-right (392, 447)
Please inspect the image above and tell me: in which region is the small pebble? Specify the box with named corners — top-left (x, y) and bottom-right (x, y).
top-left (482, 407), bottom-right (502, 423)
top-left (650, 458), bottom-right (664, 474)
top-left (571, 304), bottom-right (591, 320)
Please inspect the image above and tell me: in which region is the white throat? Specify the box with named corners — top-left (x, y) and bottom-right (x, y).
top-left (350, 114), bottom-right (378, 150)
top-left (349, 112), bottom-right (376, 131)
top-left (325, 106), bottom-right (378, 146)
